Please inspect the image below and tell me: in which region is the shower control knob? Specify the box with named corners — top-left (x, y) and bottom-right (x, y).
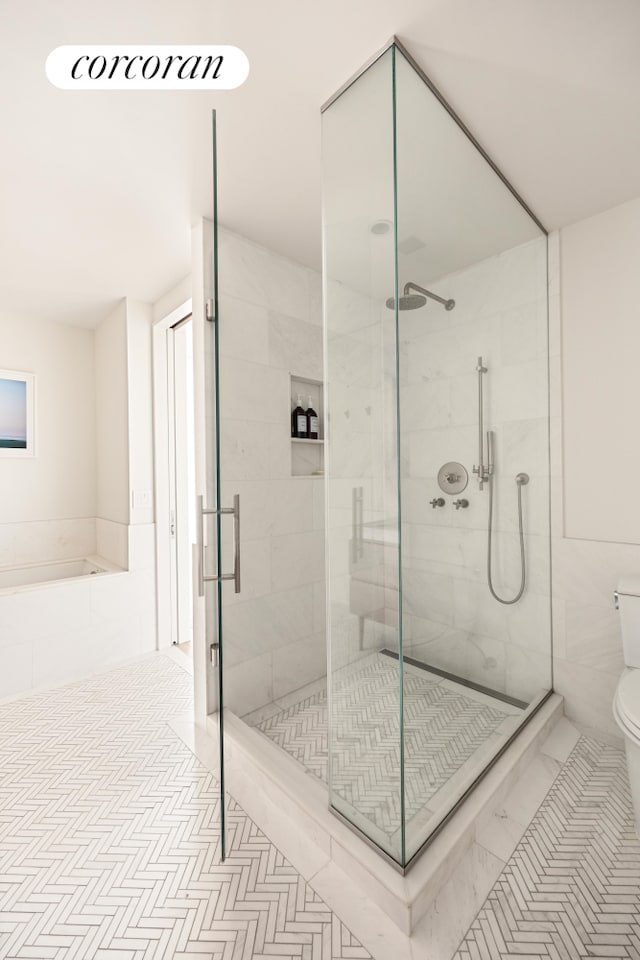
top-left (429, 498), bottom-right (445, 509)
top-left (453, 499), bottom-right (469, 510)
top-left (437, 462), bottom-right (468, 496)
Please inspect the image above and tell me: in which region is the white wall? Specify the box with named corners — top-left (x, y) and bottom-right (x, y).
top-left (126, 299), bottom-right (154, 527)
top-left (562, 198), bottom-right (640, 543)
top-left (0, 312), bottom-right (96, 566)
top-left (152, 275), bottom-right (191, 326)
top-left (552, 197), bottom-right (640, 738)
top-left (95, 297), bottom-right (155, 566)
top-left (0, 312), bottom-right (96, 520)
top-left (95, 301), bottom-right (129, 528)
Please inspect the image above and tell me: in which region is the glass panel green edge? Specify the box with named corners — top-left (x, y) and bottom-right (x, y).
top-left (391, 44), bottom-right (407, 868)
top-left (211, 108), bottom-right (226, 862)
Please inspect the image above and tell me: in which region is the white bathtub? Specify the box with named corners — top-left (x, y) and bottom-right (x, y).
top-left (0, 556), bottom-right (116, 592)
top-left (0, 529), bottom-right (155, 702)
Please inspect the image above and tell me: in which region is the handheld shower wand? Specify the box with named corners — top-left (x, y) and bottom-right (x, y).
top-left (473, 359), bottom-right (528, 604)
top-left (486, 429), bottom-right (529, 605)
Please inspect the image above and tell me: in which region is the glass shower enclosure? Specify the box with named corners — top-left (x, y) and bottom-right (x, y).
top-left (322, 39), bottom-right (551, 870)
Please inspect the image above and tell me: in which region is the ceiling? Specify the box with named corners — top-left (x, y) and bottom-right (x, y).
top-left (2, 0), bottom-right (640, 327)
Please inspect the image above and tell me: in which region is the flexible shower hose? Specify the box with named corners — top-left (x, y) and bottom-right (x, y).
top-left (487, 475), bottom-right (526, 605)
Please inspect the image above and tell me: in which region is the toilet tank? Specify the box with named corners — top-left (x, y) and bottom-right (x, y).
top-left (616, 576), bottom-right (640, 668)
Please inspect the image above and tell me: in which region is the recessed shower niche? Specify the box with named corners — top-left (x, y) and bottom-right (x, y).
top-left (290, 373), bottom-right (324, 477)
top-left (322, 39), bottom-right (551, 868)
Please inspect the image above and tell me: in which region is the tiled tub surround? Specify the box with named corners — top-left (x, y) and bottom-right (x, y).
top-left (250, 652), bottom-right (524, 852)
top-left (216, 228), bottom-right (327, 715)
top-left (0, 517), bottom-right (130, 586)
top-left (0, 555), bottom-right (114, 590)
top-left (0, 523), bottom-right (156, 700)
top-left (0, 517), bottom-right (97, 568)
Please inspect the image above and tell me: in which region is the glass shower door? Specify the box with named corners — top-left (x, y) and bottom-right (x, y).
top-left (195, 110), bottom-right (239, 862)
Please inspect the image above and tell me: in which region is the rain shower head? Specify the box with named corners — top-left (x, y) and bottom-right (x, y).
top-left (385, 292), bottom-right (426, 311)
top-left (386, 281), bottom-right (455, 312)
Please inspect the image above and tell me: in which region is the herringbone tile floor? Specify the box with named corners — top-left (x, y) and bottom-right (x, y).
top-left (4, 650), bottom-right (639, 960)
top-left (454, 736), bottom-right (640, 959)
top-left (0, 654), bottom-right (371, 960)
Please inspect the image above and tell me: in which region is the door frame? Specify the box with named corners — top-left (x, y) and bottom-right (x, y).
top-left (171, 316), bottom-right (196, 651)
top-left (152, 298), bottom-right (192, 651)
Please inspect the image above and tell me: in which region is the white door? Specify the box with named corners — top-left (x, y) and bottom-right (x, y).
top-left (166, 316), bottom-right (196, 651)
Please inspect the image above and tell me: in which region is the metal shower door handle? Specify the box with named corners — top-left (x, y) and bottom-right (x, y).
top-left (197, 493), bottom-right (241, 596)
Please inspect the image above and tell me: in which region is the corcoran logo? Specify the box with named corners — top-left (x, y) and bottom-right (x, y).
top-left (46, 45), bottom-right (249, 90)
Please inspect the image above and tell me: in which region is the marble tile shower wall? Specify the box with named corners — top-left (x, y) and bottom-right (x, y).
top-left (215, 229), bottom-right (326, 716)
top-left (325, 279), bottom-right (401, 673)
top-left (398, 238), bottom-right (552, 705)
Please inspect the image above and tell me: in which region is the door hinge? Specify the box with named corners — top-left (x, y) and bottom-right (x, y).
top-left (205, 299), bottom-right (215, 322)
top-left (210, 642), bottom-right (219, 666)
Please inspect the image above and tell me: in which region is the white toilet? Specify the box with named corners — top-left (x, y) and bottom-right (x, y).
top-left (614, 575), bottom-right (640, 835)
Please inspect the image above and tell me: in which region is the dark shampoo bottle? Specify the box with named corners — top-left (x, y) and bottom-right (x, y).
top-left (292, 394), bottom-right (307, 438)
top-left (306, 396), bottom-right (319, 440)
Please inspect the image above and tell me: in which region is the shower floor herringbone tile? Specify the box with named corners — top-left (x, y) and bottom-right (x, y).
top-left (0, 654), bottom-right (370, 960)
top-left (255, 654), bottom-right (517, 842)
